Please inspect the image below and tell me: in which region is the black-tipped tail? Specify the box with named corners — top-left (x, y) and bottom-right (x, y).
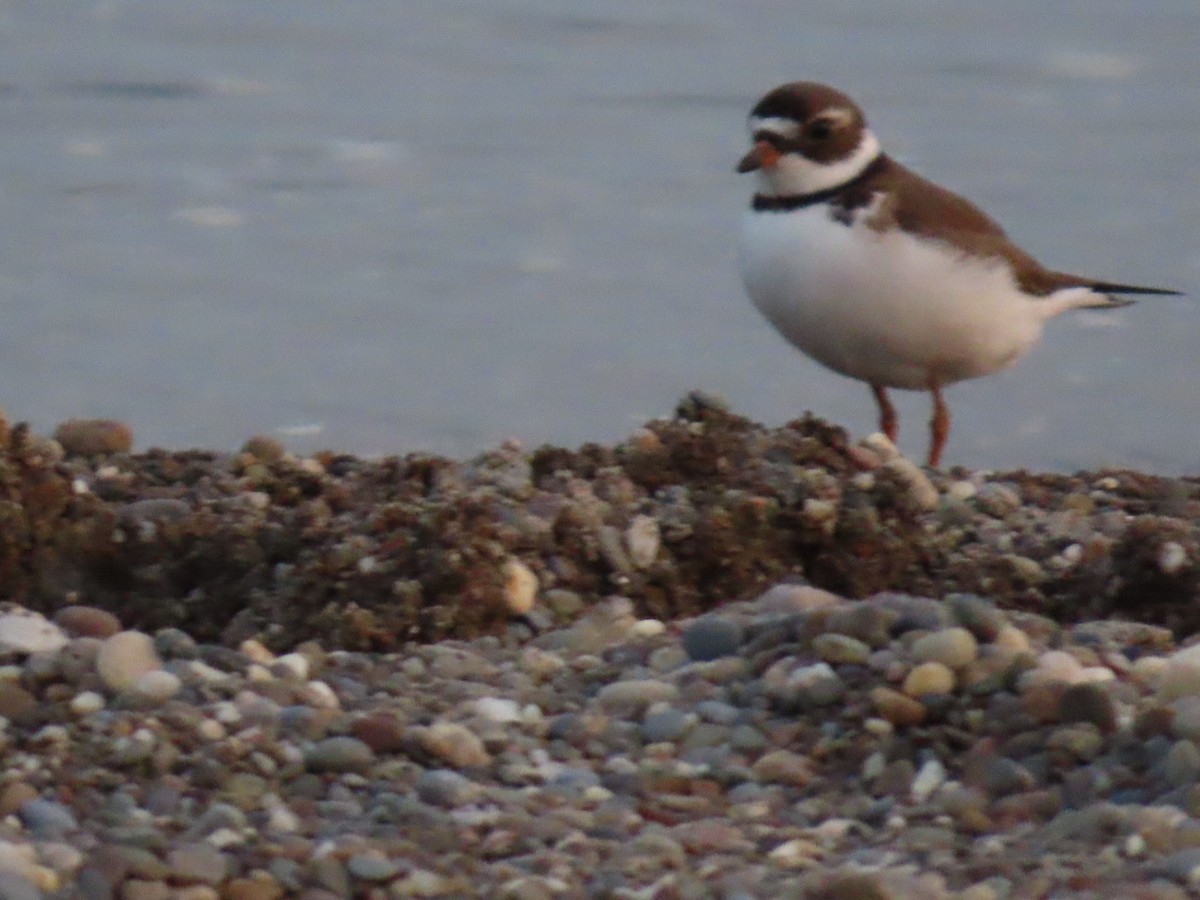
top-left (1084, 280), bottom-right (1183, 297)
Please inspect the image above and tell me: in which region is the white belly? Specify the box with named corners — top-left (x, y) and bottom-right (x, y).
top-left (738, 206), bottom-right (1048, 390)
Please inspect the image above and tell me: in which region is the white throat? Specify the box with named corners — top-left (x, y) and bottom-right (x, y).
top-left (754, 129), bottom-right (881, 197)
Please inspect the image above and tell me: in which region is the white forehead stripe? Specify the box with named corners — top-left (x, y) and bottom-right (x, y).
top-left (813, 106), bottom-right (856, 129)
top-left (750, 116), bottom-right (801, 140)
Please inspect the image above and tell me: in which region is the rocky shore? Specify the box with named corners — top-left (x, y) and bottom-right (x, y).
top-left (0, 395), bottom-right (1199, 898)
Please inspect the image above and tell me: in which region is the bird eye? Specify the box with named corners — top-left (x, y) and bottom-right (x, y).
top-left (807, 119), bottom-right (833, 141)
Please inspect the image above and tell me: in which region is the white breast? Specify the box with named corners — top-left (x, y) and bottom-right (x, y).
top-left (738, 204), bottom-right (1050, 390)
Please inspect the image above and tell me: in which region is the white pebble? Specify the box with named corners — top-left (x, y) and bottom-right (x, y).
top-left (911, 758), bottom-right (947, 803)
top-left (0, 612), bottom-right (68, 655)
top-left (301, 680), bottom-right (340, 710)
top-left (625, 515), bottom-right (661, 569)
top-left (1159, 541), bottom-right (1188, 575)
top-left (132, 669), bottom-right (181, 703)
top-left (630, 619), bottom-right (666, 638)
top-left (70, 691), bottom-right (105, 716)
top-left (881, 458), bottom-right (939, 511)
top-left (471, 697), bottom-right (522, 723)
top-left (96, 631), bottom-right (162, 692)
top-left (275, 652), bottom-right (310, 681)
top-left (860, 432), bottom-right (900, 461)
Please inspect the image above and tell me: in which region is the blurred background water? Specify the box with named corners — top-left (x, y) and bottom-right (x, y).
top-left (0, 1), bottom-right (1196, 471)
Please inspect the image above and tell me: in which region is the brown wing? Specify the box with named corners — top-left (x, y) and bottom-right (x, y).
top-left (845, 156), bottom-right (1181, 298)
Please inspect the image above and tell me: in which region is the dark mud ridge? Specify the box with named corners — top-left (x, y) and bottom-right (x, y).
top-left (5, 394), bottom-right (1199, 651)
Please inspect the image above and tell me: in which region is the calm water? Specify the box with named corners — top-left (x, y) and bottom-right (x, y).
top-left (1, 1), bottom-right (1197, 471)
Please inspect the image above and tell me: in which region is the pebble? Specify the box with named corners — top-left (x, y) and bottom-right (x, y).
top-left (881, 457), bottom-right (939, 511)
top-left (18, 799), bottom-right (78, 837)
top-left (303, 737), bottom-right (374, 773)
top-left (95, 631), bottom-right (162, 692)
top-left (903, 661), bottom-right (956, 698)
top-left (594, 679), bottom-right (679, 715)
top-left (132, 670), bottom-right (182, 704)
top-left (811, 633), bottom-right (871, 665)
top-left (418, 721), bottom-right (491, 768)
top-left (0, 612), bottom-right (67, 655)
top-left (871, 687), bottom-right (928, 727)
top-left (681, 616), bottom-right (744, 661)
top-left (53, 605), bottom-right (122, 639)
top-left (501, 558), bottom-right (538, 615)
top-left (53, 418), bottom-right (133, 456)
top-left (911, 627), bottom-right (979, 669)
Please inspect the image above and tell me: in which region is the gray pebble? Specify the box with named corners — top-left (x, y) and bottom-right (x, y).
top-left (415, 769), bottom-right (480, 807)
top-left (347, 854), bottom-right (401, 882)
top-left (305, 736), bottom-right (375, 773)
top-left (1165, 739), bottom-right (1200, 788)
top-left (0, 873), bottom-right (44, 900)
top-left (640, 707), bottom-right (694, 743)
top-left (18, 798), bottom-right (78, 837)
top-left (682, 616), bottom-right (744, 661)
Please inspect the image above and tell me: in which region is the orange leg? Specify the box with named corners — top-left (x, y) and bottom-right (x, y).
top-left (927, 382), bottom-right (950, 468)
top-left (871, 384), bottom-right (898, 443)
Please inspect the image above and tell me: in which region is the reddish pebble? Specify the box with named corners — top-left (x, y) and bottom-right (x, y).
top-left (54, 419), bottom-right (133, 456)
top-left (349, 713), bottom-right (407, 754)
top-left (54, 605), bottom-right (123, 639)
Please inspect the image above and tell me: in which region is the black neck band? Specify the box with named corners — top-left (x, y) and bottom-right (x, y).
top-left (751, 154), bottom-right (885, 212)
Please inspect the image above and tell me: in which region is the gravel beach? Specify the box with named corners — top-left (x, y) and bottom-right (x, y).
top-left (2, 396), bottom-right (1200, 898)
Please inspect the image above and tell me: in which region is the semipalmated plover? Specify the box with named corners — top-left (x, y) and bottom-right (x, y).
top-left (737, 81), bottom-right (1180, 467)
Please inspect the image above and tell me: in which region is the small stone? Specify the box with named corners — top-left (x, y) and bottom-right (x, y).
top-left (992, 625), bottom-right (1032, 657)
top-left (1159, 541), bottom-right (1188, 575)
top-left (860, 432), bottom-right (900, 462)
top-left (1159, 660), bottom-right (1200, 702)
top-left (1057, 682), bottom-right (1117, 733)
top-left (881, 457), bottom-right (939, 509)
top-left (681, 616), bottom-right (744, 661)
top-left (625, 516), bottom-right (660, 569)
top-left (1156, 848), bottom-right (1200, 886)
top-left (69, 691), bottom-right (105, 716)
top-left (1173, 697), bottom-right (1200, 741)
top-left (911, 627), bottom-right (978, 669)
top-left (304, 736), bottom-right (375, 773)
top-left (0, 612), bottom-right (67, 655)
top-left (471, 697), bottom-right (522, 723)
top-left (418, 721), bottom-right (491, 768)
top-left (811, 633), bottom-right (871, 665)
top-left (1047, 723), bottom-right (1104, 761)
top-left (903, 661), bottom-right (956, 698)
top-left (911, 758), bottom-right (947, 803)
top-left (18, 798), bottom-right (78, 837)
top-left (54, 418), bottom-right (133, 455)
top-left (751, 750), bottom-right (815, 786)
top-left (221, 875), bottom-right (284, 900)
top-left (53, 606), bottom-right (122, 639)
top-left (96, 631), bottom-right (162, 692)
top-left (594, 679), bottom-right (679, 715)
top-left (0, 683), bottom-right (36, 721)
top-left (241, 435), bottom-right (286, 463)
top-left (0, 784), bottom-right (37, 818)
top-left (415, 769), bottom-right (481, 807)
top-left (1165, 740), bottom-right (1200, 788)
top-left (166, 844), bottom-right (227, 885)
top-left (871, 686), bottom-right (927, 727)
top-left (346, 854), bottom-right (399, 883)
top-left (640, 707), bottom-right (694, 743)
top-left (501, 559), bottom-right (538, 615)
top-left (350, 714), bottom-right (406, 754)
top-left (132, 670), bottom-right (182, 704)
